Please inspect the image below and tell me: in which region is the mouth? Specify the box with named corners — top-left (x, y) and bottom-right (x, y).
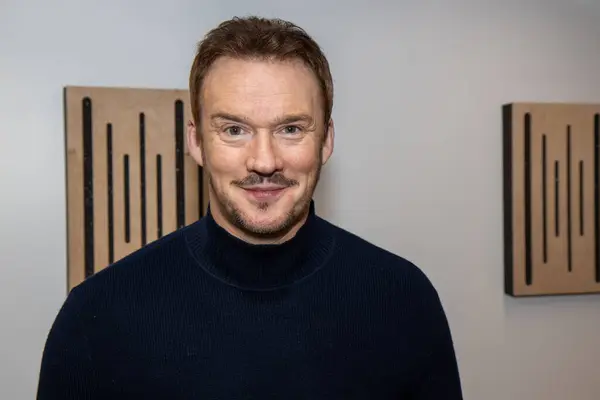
top-left (242, 185), bottom-right (288, 201)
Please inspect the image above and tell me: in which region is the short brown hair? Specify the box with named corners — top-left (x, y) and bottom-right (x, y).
top-left (189, 16), bottom-right (334, 129)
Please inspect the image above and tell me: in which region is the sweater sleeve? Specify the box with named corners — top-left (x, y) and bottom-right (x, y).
top-left (36, 287), bottom-right (100, 400)
top-left (410, 312), bottom-right (463, 399)
top-left (408, 271), bottom-right (463, 399)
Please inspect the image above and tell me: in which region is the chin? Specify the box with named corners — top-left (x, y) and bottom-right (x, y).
top-left (232, 196), bottom-right (301, 235)
top-left (243, 203), bottom-right (291, 226)
top-left (235, 212), bottom-right (292, 236)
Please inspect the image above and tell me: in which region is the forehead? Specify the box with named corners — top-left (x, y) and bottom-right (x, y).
top-left (201, 57), bottom-right (322, 121)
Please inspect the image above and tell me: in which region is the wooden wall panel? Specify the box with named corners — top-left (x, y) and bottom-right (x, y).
top-left (503, 102), bottom-right (600, 296)
top-left (64, 86), bottom-right (209, 292)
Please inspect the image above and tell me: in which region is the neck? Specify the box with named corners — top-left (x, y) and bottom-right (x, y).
top-left (185, 200), bottom-right (336, 291)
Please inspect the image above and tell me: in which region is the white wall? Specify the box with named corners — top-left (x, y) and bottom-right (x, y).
top-left (2, 0), bottom-right (600, 398)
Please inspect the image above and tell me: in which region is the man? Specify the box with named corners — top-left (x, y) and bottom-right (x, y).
top-left (37, 16), bottom-right (463, 399)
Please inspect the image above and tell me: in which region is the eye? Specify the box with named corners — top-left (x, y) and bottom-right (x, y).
top-left (224, 126), bottom-right (244, 136)
top-left (282, 125), bottom-right (301, 135)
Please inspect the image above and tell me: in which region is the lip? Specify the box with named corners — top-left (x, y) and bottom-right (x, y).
top-left (242, 186), bottom-right (288, 201)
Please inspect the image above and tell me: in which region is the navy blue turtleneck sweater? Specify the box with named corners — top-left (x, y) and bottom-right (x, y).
top-left (37, 202), bottom-right (463, 399)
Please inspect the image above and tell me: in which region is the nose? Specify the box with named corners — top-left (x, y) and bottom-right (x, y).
top-left (247, 132), bottom-right (281, 174)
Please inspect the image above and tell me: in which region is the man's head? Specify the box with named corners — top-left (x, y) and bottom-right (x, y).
top-left (187, 16), bottom-right (335, 243)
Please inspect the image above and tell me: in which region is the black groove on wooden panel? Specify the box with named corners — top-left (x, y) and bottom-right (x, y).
top-left (580, 160), bottom-right (584, 237)
top-left (542, 134), bottom-right (547, 264)
top-left (524, 113), bottom-right (532, 285)
top-left (566, 126), bottom-right (572, 271)
top-left (157, 154), bottom-right (163, 239)
top-left (555, 161), bottom-right (560, 238)
top-left (140, 113), bottom-right (147, 246)
top-left (124, 154), bottom-right (131, 244)
top-left (175, 100), bottom-right (185, 228)
top-left (107, 123), bottom-right (114, 264)
top-left (82, 97), bottom-right (94, 278)
top-left (502, 104), bottom-right (514, 295)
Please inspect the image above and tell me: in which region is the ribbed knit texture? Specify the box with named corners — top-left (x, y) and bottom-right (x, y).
top-left (37, 201), bottom-right (463, 399)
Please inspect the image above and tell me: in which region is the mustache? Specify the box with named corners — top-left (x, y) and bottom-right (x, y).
top-left (232, 173), bottom-right (298, 188)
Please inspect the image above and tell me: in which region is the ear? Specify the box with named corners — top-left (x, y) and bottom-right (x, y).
top-left (321, 118), bottom-right (335, 165)
top-left (186, 120), bottom-right (204, 167)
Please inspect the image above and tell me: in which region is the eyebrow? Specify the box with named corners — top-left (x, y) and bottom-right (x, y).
top-left (210, 112), bottom-right (315, 127)
top-left (210, 112), bottom-right (250, 125)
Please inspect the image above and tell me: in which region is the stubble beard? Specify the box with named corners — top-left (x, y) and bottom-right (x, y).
top-left (206, 157), bottom-right (322, 239)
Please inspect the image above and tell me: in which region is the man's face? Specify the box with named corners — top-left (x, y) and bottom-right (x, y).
top-left (187, 56), bottom-right (334, 242)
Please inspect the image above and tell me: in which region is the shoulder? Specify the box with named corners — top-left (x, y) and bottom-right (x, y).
top-left (319, 216), bottom-right (440, 300)
top-left (318, 216), bottom-right (452, 343)
top-left (49, 220), bottom-right (204, 337)
top-left (69, 220), bottom-right (198, 303)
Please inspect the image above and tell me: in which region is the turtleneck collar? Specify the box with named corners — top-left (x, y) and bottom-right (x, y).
top-left (184, 201), bottom-right (336, 291)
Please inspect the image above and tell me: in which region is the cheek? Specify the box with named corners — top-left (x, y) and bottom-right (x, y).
top-left (206, 147), bottom-right (244, 180)
top-left (282, 146), bottom-right (321, 176)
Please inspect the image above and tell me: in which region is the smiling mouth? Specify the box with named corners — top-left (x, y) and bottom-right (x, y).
top-left (242, 186), bottom-right (288, 200)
